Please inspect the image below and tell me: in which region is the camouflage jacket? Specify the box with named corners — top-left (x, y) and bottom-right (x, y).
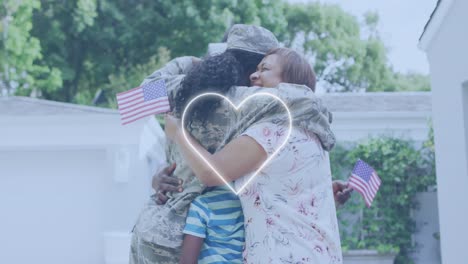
top-left (133, 57), bottom-right (336, 249)
top-left (218, 84), bottom-right (335, 153)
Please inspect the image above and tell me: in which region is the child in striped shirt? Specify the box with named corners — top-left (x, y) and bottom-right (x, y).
top-left (180, 185), bottom-right (244, 264)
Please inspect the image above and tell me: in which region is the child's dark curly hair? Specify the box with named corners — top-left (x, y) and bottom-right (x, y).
top-left (174, 49), bottom-right (263, 125)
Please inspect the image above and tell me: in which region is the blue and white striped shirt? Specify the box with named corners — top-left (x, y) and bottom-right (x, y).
top-left (183, 186), bottom-right (244, 263)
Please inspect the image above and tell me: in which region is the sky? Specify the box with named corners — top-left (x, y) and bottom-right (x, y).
top-left (288, 0), bottom-right (439, 74)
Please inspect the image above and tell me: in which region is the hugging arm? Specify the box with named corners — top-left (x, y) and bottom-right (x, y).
top-left (164, 113), bottom-right (353, 205)
top-left (165, 114), bottom-right (267, 187)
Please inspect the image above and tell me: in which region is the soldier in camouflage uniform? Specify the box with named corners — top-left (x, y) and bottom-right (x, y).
top-left (130, 24), bottom-right (282, 264)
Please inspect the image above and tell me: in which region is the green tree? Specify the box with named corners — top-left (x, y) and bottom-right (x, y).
top-left (283, 3), bottom-right (396, 92)
top-left (0, 0), bottom-right (61, 96)
top-left (90, 47), bottom-right (171, 108)
top-left (5, 0), bottom-right (430, 103)
top-left (30, 0), bottom-right (102, 102)
top-left (30, 0), bottom-right (286, 105)
top-left (391, 72), bottom-right (431, 91)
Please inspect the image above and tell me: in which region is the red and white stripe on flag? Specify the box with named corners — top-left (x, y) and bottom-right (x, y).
top-left (117, 79), bottom-right (170, 125)
top-left (348, 159), bottom-right (382, 207)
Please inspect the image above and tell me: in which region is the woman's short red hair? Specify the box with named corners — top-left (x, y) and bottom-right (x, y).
top-left (265, 48), bottom-right (316, 92)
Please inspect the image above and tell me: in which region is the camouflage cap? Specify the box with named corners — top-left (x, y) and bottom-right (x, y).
top-left (226, 24), bottom-right (279, 55)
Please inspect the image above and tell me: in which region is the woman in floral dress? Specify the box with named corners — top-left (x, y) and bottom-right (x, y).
top-left (165, 48), bottom-right (342, 263)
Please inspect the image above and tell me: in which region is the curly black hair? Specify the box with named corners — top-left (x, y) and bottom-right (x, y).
top-left (174, 49), bottom-right (263, 125)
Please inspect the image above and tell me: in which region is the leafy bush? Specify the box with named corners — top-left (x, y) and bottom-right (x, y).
top-left (331, 133), bottom-right (436, 263)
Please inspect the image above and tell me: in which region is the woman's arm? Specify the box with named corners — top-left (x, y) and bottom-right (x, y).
top-left (179, 235), bottom-right (204, 264)
top-left (165, 114), bottom-right (267, 186)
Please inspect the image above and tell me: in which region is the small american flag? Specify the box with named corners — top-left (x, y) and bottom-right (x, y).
top-left (348, 159), bottom-right (382, 207)
top-left (117, 79), bottom-right (170, 125)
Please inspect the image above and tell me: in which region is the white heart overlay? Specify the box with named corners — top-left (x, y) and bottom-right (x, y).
top-left (181, 92), bottom-right (292, 195)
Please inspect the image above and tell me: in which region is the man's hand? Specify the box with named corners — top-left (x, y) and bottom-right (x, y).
top-left (152, 163), bottom-right (183, 205)
top-left (332, 180), bottom-right (353, 207)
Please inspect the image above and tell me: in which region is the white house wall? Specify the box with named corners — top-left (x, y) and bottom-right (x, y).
top-left (0, 148), bottom-right (150, 264)
top-left (332, 112), bottom-right (431, 142)
top-left (0, 113), bottom-right (154, 264)
top-left (0, 115), bottom-right (146, 150)
top-left (424, 0), bottom-right (468, 262)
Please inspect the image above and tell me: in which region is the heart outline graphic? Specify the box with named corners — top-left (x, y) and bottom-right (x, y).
top-left (181, 92), bottom-right (292, 195)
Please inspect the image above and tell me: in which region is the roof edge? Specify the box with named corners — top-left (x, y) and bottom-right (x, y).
top-left (0, 96), bottom-right (118, 114)
top-left (322, 91), bottom-right (431, 97)
top-left (419, 0), bottom-right (455, 52)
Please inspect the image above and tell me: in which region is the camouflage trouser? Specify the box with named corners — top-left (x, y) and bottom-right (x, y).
top-left (129, 232), bottom-right (181, 264)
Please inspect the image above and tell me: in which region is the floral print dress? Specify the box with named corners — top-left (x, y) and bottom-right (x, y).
top-left (235, 122), bottom-right (343, 264)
